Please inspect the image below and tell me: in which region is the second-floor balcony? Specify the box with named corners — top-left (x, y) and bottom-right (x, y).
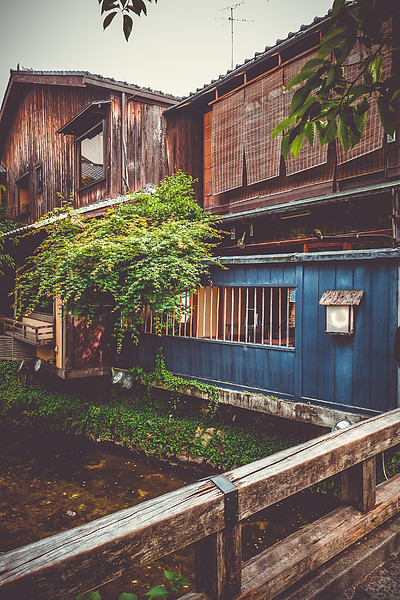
top-left (4, 316), bottom-right (54, 346)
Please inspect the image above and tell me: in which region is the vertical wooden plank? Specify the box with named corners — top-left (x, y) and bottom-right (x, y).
top-left (179, 296), bottom-right (182, 337)
top-left (261, 287), bottom-right (265, 345)
top-left (278, 287), bottom-right (282, 346)
top-left (317, 264), bottom-right (336, 404)
top-left (245, 287), bottom-right (249, 343)
top-left (238, 287), bottom-right (241, 343)
top-left (370, 263), bottom-right (391, 412)
top-left (203, 289), bottom-right (206, 338)
top-left (286, 288), bottom-right (290, 348)
top-left (254, 287), bottom-right (257, 344)
top-left (223, 288), bottom-right (227, 341)
top-left (334, 264), bottom-right (354, 406)
top-left (301, 264), bottom-right (319, 399)
top-left (352, 263), bottom-right (372, 409)
top-left (195, 525), bottom-right (242, 600)
top-left (269, 287), bottom-right (273, 345)
top-left (217, 287), bottom-right (221, 340)
top-left (210, 287), bottom-right (214, 340)
top-left (231, 287), bottom-right (234, 342)
top-left (341, 456), bottom-right (376, 512)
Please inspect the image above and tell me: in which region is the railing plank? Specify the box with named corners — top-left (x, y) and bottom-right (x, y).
top-left (239, 475), bottom-right (400, 600)
top-left (195, 523), bottom-right (242, 599)
top-left (341, 456), bottom-right (377, 512)
top-left (2, 409), bottom-right (400, 599)
top-left (228, 408), bottom-right (400, 520)
top-left (0, 482), bottom-right (224, 600)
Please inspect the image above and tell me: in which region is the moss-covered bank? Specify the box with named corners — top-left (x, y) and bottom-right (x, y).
top-left (0, 361), bottom-right (304, 470)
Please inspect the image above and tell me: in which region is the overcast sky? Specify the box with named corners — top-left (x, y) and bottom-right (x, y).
top-left (0, 0), bottom-right (333, 103)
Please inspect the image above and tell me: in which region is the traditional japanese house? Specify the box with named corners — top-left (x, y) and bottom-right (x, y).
top-left (0, 69), bottom-right (178, 378)
top-left (139, 12), bottom-right (400, 417)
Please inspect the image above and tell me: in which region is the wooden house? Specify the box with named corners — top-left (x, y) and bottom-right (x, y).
top-left (138, 13), bottom-right (400, 417)
top-left (0, 69), bottom-right (178, 378)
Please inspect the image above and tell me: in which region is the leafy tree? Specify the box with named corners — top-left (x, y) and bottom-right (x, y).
top-left (274, 0), bottom-right (400, 158)
top-left (15, 172), bottom-right (220, 341)
top-left (99, 0), bottom-right (156, 41)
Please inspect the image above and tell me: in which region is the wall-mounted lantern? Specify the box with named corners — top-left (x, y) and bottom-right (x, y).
top-left (319, 290), bottom-right (364, 336)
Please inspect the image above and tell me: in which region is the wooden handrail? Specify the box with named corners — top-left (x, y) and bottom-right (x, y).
top-left (3, 318), bottom-right (53, 346)
top-left (1, 409), bottom-right (400, 600)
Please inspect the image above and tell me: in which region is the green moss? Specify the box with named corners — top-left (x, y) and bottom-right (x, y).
top-left (0, 361), bottom-right (298, 470)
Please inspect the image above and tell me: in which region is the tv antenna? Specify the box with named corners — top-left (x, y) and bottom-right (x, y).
top-left (216, 2), bottom-right (254, 70)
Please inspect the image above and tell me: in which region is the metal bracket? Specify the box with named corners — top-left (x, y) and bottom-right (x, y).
top-left (200, 474), bottom-right (239, 526)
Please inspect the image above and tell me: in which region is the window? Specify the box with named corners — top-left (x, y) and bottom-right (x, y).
top-left (16, 173), bottom-right (30, 215)
top-left (76, 123), bottom-right (104, 189)
top-left (36, 165), bottom-right (43, 194)
top-left (144, 286), bottom-right (296, 347)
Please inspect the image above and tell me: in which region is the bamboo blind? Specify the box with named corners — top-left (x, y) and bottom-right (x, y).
top-left (337, 21), bottom-right (392, 165)
top-left (212, 89), bottom-right (245, 195)
top-left (244, 70), bottom-right (284, 184)
top-left (284, 53), bottom-right (328, 176)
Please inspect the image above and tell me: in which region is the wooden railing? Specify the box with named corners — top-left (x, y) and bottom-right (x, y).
top-left (1, 409), bottom-right (400, 600)
top-left (4, 317), bottom-right (54, 346)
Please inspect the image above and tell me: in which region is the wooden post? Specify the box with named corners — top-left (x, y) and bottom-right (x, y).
top-left (195, 523), bottom-right (242, 600)
top-left (341, 456), bottom-right (377, 512)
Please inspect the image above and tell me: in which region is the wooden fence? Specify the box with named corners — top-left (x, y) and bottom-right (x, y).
top-left (1, 409), bottom-right (400, 600)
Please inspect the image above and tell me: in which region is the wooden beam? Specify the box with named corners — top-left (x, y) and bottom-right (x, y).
top-left (341, 456), bottom-right (377, 512)
top-left (239, 475), bottom-right (400, 600)
top-left (195, 524), bottom-right (242, 600)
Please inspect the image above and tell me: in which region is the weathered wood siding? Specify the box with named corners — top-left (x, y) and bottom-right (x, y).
top-left (126, 101), bottom-right (169, 191)
top-left (1, 85), bottom-right (110, 221)
top-left (139, 254), bottom-right (399, 414)
top-left (165, 107), bottom-right (203, 200)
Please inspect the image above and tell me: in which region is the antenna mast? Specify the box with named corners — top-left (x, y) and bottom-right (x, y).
top-left (216, 2), bottom-right (254, 70)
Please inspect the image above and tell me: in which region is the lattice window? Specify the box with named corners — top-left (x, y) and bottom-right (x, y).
top-left (284, 53), bottom-right (328, 175)
top-left (244, 70), bottom-right (284, 184)
top-left (144, 286), bottom-right (296, 348)
top-left (211, 90), bottom-right (245, 195)
top-left (337, 21), bottom-right (392, 165)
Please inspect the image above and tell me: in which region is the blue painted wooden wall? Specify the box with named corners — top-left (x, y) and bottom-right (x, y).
top-left (139, 253), bottom-right (399, 414)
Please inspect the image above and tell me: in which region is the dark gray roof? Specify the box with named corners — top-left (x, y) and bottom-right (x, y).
top-left (9, 67), bottom-right (181, 103)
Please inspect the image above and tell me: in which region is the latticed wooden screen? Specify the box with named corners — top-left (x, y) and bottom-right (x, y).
top-left (338, 21), bottom-right (391, 165)
top-left (211, 89), bottom-right (245, 195)
top-left (143, 286), bottom-right (296, 348)
top-left (244, 70), bottom-right (284, 185)
top-left (284, 53), bottom-right (328, 176)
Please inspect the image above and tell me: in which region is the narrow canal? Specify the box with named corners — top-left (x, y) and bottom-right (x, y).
top-left (0, 425), bottom-right (339, 599)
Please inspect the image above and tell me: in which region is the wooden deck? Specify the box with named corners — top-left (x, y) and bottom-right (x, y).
top-left (4, 317), bottom-right (54, 346)
top-left (1, 409), bottom-right (400, 600)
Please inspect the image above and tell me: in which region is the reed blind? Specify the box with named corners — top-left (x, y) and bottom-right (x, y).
top-left (211, 89), bottom-right (245, 195)
top-left (284, 53), bottom-right (328, 175)
top-left (244, 70), bottom-right (284, 185)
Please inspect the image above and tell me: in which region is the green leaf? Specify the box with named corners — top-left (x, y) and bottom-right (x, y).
top-left (337, 118), bottom-right (352, 153)
top-left (281, 130), bottom-right (292, 160)
top-left (291, 133), bottom-right (304, 159)
top-left (145, 585), bottom-right (169, 598)
top-left (103, 11), bottom-right (117, 30)
top-left (285, 70), bottom-right (314, 90)
top-left (332, 0), bottom-right (345, 17)
top-left (163, 570), bottom-right (177, 581)
top-left (272, 115), bottom-right (295, 139)
top-left (318, 33), bottom-right (347, 59)
top-left (123, 13), bottom-right (133, 40)
top-left (304, 122), bottom-right (316, 147)
top-left (289, 86), bottom-right (309, 116)
top-left (322, 118), bottom-right (338, 145)
top-left (376, 98), bottom-right (397, 136)
top-left (118, 593), bottom-right (138, 600)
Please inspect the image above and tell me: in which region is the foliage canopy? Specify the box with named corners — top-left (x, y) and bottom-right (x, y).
top-left (15, 172), bottom-right (220, 340)
top-left (274, 0), bottom-right (400, 159)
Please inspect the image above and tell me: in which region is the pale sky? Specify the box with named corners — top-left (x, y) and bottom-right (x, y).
top-left (0, 0), bottom-right (333, 103)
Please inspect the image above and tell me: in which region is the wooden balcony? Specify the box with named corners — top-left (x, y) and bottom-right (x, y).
top-left (4, 317), bottom-right (54, 346)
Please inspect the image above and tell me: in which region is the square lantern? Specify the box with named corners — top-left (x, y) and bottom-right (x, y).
top-left (319, 290), bottom-right (364, 336)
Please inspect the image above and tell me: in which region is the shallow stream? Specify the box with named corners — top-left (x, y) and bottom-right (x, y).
top-left (0, 425), bottom-right (339, 599)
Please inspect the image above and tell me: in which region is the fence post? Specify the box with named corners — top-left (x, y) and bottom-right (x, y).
top-left (195, 523), bottom-right (242, 600)
top-left (341, 456), bottom-right (377, 512)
